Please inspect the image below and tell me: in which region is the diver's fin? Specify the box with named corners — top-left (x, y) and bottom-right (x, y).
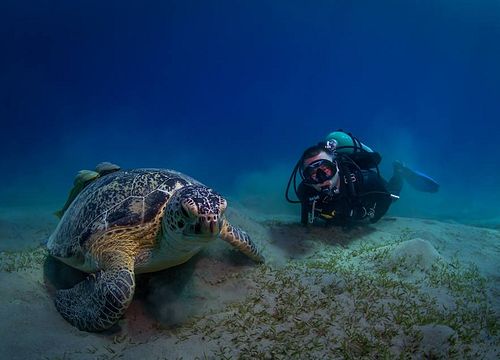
top-left (394, 161), bottom-right (439, 193)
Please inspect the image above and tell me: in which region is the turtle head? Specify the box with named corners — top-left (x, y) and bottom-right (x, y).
top-left (163, 185), bottom-right (227, 240)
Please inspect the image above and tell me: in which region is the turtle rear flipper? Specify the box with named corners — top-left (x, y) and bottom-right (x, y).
top-left (54, 251), bottom-right (135, 332)
top-left (220, 219), bottom-right (264, 263)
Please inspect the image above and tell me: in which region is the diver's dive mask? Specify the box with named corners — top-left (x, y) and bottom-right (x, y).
top-left (303, 159), bottom-right (337, 184)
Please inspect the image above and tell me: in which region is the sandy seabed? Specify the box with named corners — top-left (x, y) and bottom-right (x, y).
top-left (0, 204), bottom-right (499, 359)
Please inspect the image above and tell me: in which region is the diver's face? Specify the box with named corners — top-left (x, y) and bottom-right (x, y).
top-left (303, 152), bottom-right (337, 191)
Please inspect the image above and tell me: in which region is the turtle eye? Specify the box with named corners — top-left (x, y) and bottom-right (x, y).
top-left (219, 199), bottom-right (227, 213)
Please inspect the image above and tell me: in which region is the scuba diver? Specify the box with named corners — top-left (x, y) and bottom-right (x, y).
top-left (285, 130), bottom-right (440, 226)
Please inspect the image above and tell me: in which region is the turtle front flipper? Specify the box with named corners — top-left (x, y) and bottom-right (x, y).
top-left (54, 251), bottom-right (135, 332)
top-left (220, 219), bottom-right (264, 263)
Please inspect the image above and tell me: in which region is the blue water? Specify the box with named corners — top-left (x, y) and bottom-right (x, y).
top-left (1, 0), bottom-right (499, 223)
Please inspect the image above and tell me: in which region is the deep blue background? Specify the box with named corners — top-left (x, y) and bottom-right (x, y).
top-left (1, 0), bottom-right (499, 221)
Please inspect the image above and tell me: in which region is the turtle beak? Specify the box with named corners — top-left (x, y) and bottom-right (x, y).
top-left (196, 214), bottom-right (222, 236)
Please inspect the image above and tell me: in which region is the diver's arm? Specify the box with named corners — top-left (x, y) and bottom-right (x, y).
top-left (297, 183), bottom-right (320, 226)
top-left (300, 202), bottom-right (309, 225)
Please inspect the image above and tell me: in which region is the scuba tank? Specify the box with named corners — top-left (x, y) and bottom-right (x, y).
top-left (325, 130), bottom-right (374, 153)
top-left (325, 130), bottom-right (381, 170)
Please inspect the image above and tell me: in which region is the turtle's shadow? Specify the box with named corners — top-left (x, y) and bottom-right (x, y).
top-left (43, 256), bottom-right (87, 295)
top-left (137, 249), bottom-right (254, 328)
top-left (135, 259), bottom-right (197, 327)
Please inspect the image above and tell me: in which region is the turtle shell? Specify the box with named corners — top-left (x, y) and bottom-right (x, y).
top-left (48, 169), bottom-right (200, 259)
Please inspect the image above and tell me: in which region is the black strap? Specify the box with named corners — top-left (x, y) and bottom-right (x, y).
top-left (285, 160), bottom-right (302, 203)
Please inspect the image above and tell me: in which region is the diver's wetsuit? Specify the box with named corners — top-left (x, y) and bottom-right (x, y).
top-left (297, 163), bottom-right (403, 226)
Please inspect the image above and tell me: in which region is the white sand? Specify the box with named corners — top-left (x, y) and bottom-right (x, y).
top-left (0, 205), bottom-right (498, 359)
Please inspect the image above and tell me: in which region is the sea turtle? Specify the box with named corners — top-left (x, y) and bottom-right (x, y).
top-left (47, 167), bottom-right (263, 332)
